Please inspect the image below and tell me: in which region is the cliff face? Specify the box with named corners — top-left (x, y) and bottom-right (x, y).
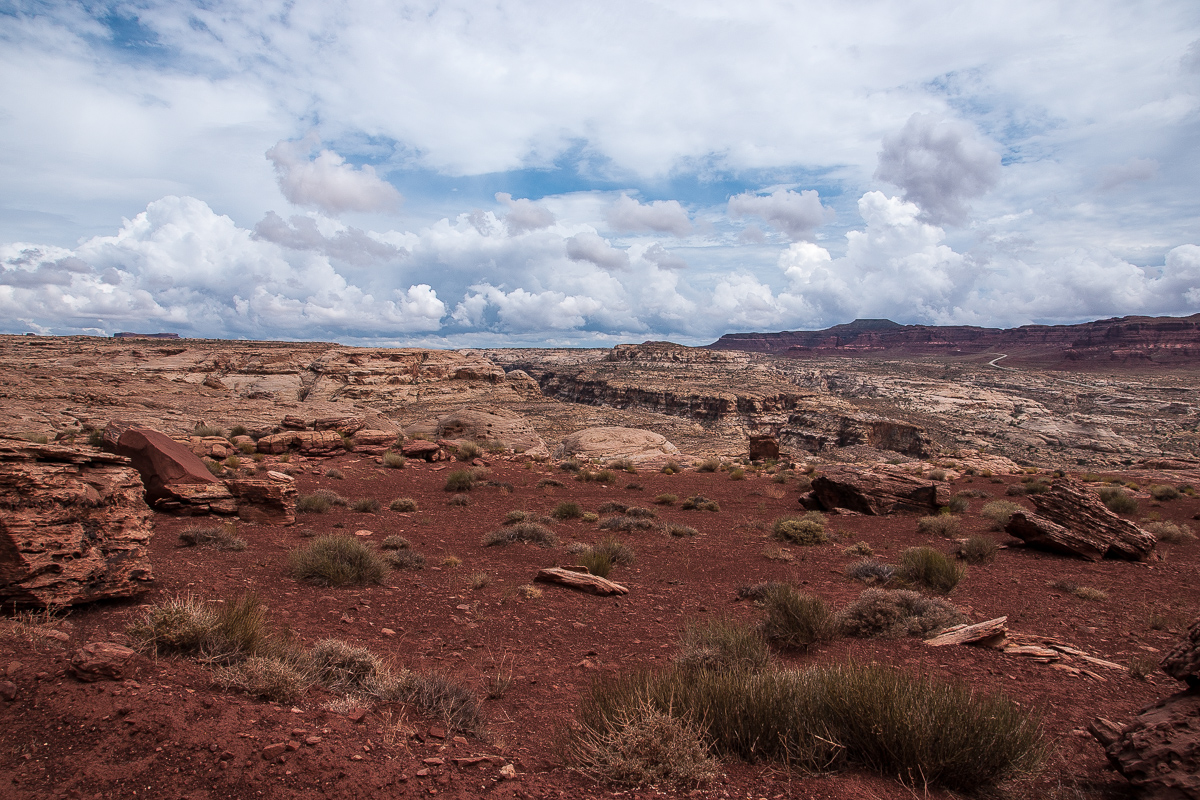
top-left (707, 314), bottom-right (1200, 364)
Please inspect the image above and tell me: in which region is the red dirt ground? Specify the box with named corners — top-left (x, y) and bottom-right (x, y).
top-left (3, 454), bottom-right (1197, 800)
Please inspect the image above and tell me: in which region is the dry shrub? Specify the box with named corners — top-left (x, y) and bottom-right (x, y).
top-left (956, 536), bottom-right (998, 564)
top-left (1149, 484), bottom-right (1181, 501)
top-left (382, 451), bottom-right (406, 469)
top-left (579, 548), bottom-right (614, 578)
top-left (845, 559), bottom-right (896, 585)
top-left (214, 655), bottom-right (310, 703)
top-left (681, 495), bottom-right (720, 512)
top-left (325, 467), bottom-right (344, 479)
top-left (599, 515), bottom-right (658, 532)
top-left (838, 588), bottom-right (965, 639)
top-left (402, 671), bottom-right (484, 733)
top-left (288, 535), bottom-right (388, 586)
top-left (598, 501), bottom-right (628, 514)
top-left (736, 581), bottom-right (789, 601)
top-left (675, 616), bottom-right (770, 673)
top-left (899, 546), bottom-right (964, 594)
top-left (947, 492), bottom-right (971, 513)
top-left (482, 522), bottom-right (558, 547)
top-left (772, 512), bottom-right (828, 545)
top-left (386, 550), bottom-right (426, 570)
top-left (444, 469), bottom-right (477, 492)
top-left (389, 497), bottom-right (418, 512)
top-left (843, 541), bottom-right (874, 557)
top-left (536, 478), bottom-right (564, 488)
top-left (980, 500), bottom-right (1019, 530)
top-left (606, 457), bottom-right (637, 474)
top-left (654, 493), bottom-right (677, 505)
top-left (759, 584), bottom-right (834, 652)
top-left (696, 458), bottom-right (721, 473)
top-left (456, 441), bottom-right (482, 462)
top-left (127, 593), bottom-right (275, 664)
top-left (381, 535), bottom-right (410, 550)
top-left (667, 523), bottom-right (699, 538)
top-left (552, 501), bottom-right (583, 520)
top-left (916, 514), bottom-right (960, 537)
top-left (1146, 521), bottom-right (1196, 543)
top-left (351, 497), bottom-right (382, 513)
top-left (178, 524), bottom-right (246, 551)
top-left (309, 638), bottom-right (388, 695)
top-left (624, 506), bottom-right (657, 519)
top-left (661, 461), bottom-right (681, 475)
top-left (728, 468), bottom-right (745, 481)
top-left (447, 494), bottom-right (471, 507)
top-left (1073, 586), bottom-right (1108, 602)
top-left (1098, 486), bottom-right (1138, 514)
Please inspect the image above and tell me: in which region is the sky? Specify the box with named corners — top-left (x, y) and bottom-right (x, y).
top-left (1, 1), bottom-right (1198, 347)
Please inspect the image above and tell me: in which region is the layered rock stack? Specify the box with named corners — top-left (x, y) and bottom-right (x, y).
top-left (0, 437), bottom-right (153, 606)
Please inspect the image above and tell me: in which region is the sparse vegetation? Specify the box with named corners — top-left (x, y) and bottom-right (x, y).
top-left (772, 512), bottom-right (828, 545)
top-left (759, 584), bottom-right (834, 651)
top-left (351, 497), bottom-right (382, 513)
top-left (288, 535), bottom-right (388, 586)
top-left (1146, 521), bottom-right (1195, 543)
top-left (382, 451), bottom-right (406, 469)
top-left (552, 501), bottom-right (583, 520)
top-left (837, 588), bottom-right (967, 638)
top-left (845, 559), bottom-right (896, 585)
top-left (1073, 586), bottom-right (1108, 602)
top-left (445, 468), bottom-right (477, 492)
top-left (843, 541), bottom-right (873, 557)
top-left (448, 494), bottom-right (472, 507)
top-left (325, 467), bottom-right (344, 479)
top-left (980, 500), bottom-right (1020, 530)
top-left (654, 493), bottom-right (677, 505)
top-left (381, 535), bottom-right (411, 550)
top-left (917, 514), bottom-right (960, 537)
top-left (482, 522), bottom-right (559, 547)
top-left (1098, 486), bottom-right (1138, 514)
top-left (1149, 484), bottom-right (1180, 501)
top-left (178, 524), bottom-right (247, 551)
top-left (386, 549), bottom-right (426, 570)
top-left (898, 547), bottom-right (964, 594)
top-left (956, 536), bottom-right (999, 564)
top-left (661, 460), bottom-right (680, 475)
top-left (947, 492), bottom-right (971, 513)
top-left (675, 615), bottom-right (771, 673)
top-left (579, 548), bottom-right (615, 578)
top-left (515, 584), bottom-right (542, 600)
top-left (457, 441), bottom-right (482, 461)
top-left (696, 458), bottom-right (721, 473)
top-left (681, 495), bottom-right (720, 512)
top-left (467, 571), bottom-right (492, 589)
top-left (192, 424), bottom-right (223, 438)
top-left (606, 457), bottom-right (637, 473)
top-left (582, 511), bottom-right (599, 523)
top-left (389, 497), bottom-right (419, 512)
top-left (599, 515), bottom-right (658, 532)
top-left (203, 459), bottom-right (225, 477)
top-left (667, 523), bottom-right (699, 538)
top-left (728, 467), bottom-right (745, 480)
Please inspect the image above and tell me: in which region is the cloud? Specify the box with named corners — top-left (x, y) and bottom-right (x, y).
top-left (605, 195), bottom-right (692, 237)
top-left (253, 212), bottom-right (405, 265)
top-left (875, 113), bottom-right (1001, 225)
top-left (495, 192), bottom-right (556, 234)
top-left (1097, 158), bottom-right (1158, 191)
top-left (641, 243), bottom-right (688, 271)
top-left (451, 284), bottom-right (604, 331)
top-left (727, 188), bottom-right (830, 240)
top-left (565, 231), bottom-right (630, 271)
top-left (266, 135), bottom-right (402, 215)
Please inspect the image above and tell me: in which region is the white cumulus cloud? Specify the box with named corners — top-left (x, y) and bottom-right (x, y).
top-left (495, 192), bottom-right (556, 234)
top-left (565, 231), bottom-right (630, 271)
top-left (605, 195), bottom-right (692, 237)
top-left (266, 135), bottom-right (402, 216)
top-left (727, 188), bottom-right (831, 240)
top-left (875, 113), bottom-right (1001, 225)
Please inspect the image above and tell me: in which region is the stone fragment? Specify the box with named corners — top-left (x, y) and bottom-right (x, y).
top-left (0, 438), bottom-right (153, 607)
top-left (499, 764), bottom-right (517, 779)
top-left (189, 436), bottom-right (234, 460)
top-left (70, 642), bottom-right (136, 682)
top-left (313, 416), bottom-right (365, 436)
top-left (557, 426), bottom-right (679, 462)
top-left (281, 415), bottom-right (307, 430)
top-left (261, 743), bottom-right (288, 760)
top-left (225, 479), bottom-right (296, 525)
top-left (0, 681), bottom-right (16, 701)
top-left (401, 440), bottom-right (442, 461)
top-left (1005, 481), bottom-right (1156, 560)
top-left (1161, 615), bottom-right (1200, 688)
top-left (1091, 691), bottom-right (1200, 799)
top-left (535, 567), bottom-right (629, 596)
top-left (103, 421), bottom-right (221, 503)
top-left (807, 465), bottom-right (949, 515)
top-left (428, 725), bottom-right (447, 739)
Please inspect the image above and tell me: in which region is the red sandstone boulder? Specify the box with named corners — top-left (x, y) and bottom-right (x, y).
top-left (1005, 481), bottom-right (1156, 561)
top-left (102, 420), bottom-right (219, 504)
top-left (70, 642), bottom-right (137, 682)
top-left (1162, 615), bottom-right (1200, 688)
top-left (313, 415), bottom-right (366, 436)
top-left (401, 440), bottom-right (443, 461)
top-left (807, 465), bottom-right (949, 515)
top-left (256, 430), bottom-right (344, 455)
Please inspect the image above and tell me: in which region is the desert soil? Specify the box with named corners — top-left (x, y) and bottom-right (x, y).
top-left (3, 450), bottom-right (1197, 800)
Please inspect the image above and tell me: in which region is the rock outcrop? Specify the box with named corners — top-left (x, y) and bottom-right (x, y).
top-left (256, 430), bottom-right (345, 455)
top-left (1005, 481), bottom-right (1156, 560)
top-left (1162, 616), bottom-right (1200, 689)
top-left (103, 420), bottom-right (221, 503)
top-left (805, 465), bottom-right (949, 515)
top-left (0, 437), bottom-right (153, 607)
top-left (404, 409), bottom-right (550, 458)
top-left (70, 642), bottom-right (137, 682)
top-left (557, 427), bottom-right (680, 462)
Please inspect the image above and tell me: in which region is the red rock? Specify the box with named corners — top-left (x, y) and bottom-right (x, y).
top-left (313, 416), bottom-right (365, 436)
top-left (1005, 481), bottom-right (1156, 561)
top-left (224, 479), bottom-right (296, 525)
top-left (808, 465), bottom-right (949, 515)
top-left (401, 440), bottom-right (442, 461)
top-left (0, 681), bottom-right (16, 701)
top-left (427, 725), bottom-right (447, 739)
top-left (749, 434), bottom-right (779, 461)
top-left (69, 642), bottom-right (136, 682)
top-left (281, 415), bottom-right (307, 430)
top-left (1091, 690), bottom-right (1200, 799)
top-left (256, 430), bottom-right (344, 455)
top-left (103, 421), bottom-right (220, 503)
top-left (261, 743), bottom-right (288, 760)
top-left (1161, 615), bottom-right (1200, 688)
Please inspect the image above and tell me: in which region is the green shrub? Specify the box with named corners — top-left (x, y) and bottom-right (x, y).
top-left (579, 548), bottom-right (614, 578)
top-left (675, 616), bottom-right (770, 673)
top-left (178, 524), bottom-right (247, 551)
top-left (351, 497), bottom-right (382, 513)
top-left (956, 536), bottom-right (998, 564)
top-left (386, 549), bottom-right (426, 570)
top-left (681, 495), bottom-right (720, 512)
top-left (383, 451), bottom-right (406, 469)
top-left (381, 535), bottom-right (410, 550)
top-left (1146, 521), bottom-right (1196, 543)
top-left (574, 662), bottom-right (1044, 791)
top-left (1149, 484), bottom-right (1180, 501)
top-left (552, 501), bottom-right (583, 520)
top-left (482, 522), bottom-right (559, 547)
top-left (288, 535), bottom-right (388, 586)
top-left (607, 457), bottom-right (637, 474)
top-left (1021, 478), bottom-right (1051, 495)
top-left (224, 455), bottom-right (241, 469)
top-left (980, 500), bottom-right (1019, 530)
top-left (696, 458), bottom-right (721, 473)
top-left (837, 588), bottom-right (966, 638)
top-left (772, 513), bottom-right (828, 545)
top-left (390, 497), bottom-right (418, 512)
top-left (238, 442), bottom-right (256, 455)
top-left (728, 468), bottom-right (745, 481)
top-left (661, 460), bottom-right (680, 475)
top-left (457, 441), bottom-right (482, 461)
top-left (1098, 486), bottom-right (1138, 514)
top-left (192, 424), bottom-right (223, 438)
top-left (760, 584), bottom-right (834, 651)
top-left (654, 494), bottom-right (677, 505)
top-left (445, 469), bottom-right (477, 492)
top-left (898, 547), bottom-right (964, 594)
top-left (916, 514), bottom-right (960, 537)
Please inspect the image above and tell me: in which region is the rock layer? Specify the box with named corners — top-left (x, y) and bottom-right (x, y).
top-left (1162, 615), bottom-right (1200, 688)
top-left (1005, 481), bottom-right (1156, 560)
top-left (0, 437), bottom-right (153, 606)
top-left (557, 427), bottom-right (680, 462)
top-left (806, 465), bottom-right (949, 515)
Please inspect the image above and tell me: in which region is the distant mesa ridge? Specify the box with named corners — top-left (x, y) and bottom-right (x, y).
top-left (704, 313), bottom-right (1200, 364)
top-left (113, 332), bottom-right (180, 339)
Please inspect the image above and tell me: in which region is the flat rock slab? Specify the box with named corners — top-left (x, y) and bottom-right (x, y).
top-left (808, 465), bottom-right (949, 515)
top-left (1005, 480), bottom-right (1156, 561)
top-left (70, 642), bottom-right (136, 682)
top-left (534, 567), bottom-right (629, 596)
top-left (104, 420), bottom-right (219, 503)
top-left (557, 426), bottom-right (679, 462)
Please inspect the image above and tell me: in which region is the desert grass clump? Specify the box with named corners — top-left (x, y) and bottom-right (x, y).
top-left (728, 467), bottom-right (745, 481)
top-left (845, 559), bottom-right (896, 585)
top-left (624, 506), bottom-right (656, 519)
top-left (843, 541), bottom-right (874, 557)
top-left (980, 500), bottom-right (1019, 530)
top-left (696, 457), bottom-right (721, 473)
top-left (592, 535), bottom-right (635, 566)
top-left (351, 497), bottom-right (382, 514)
top-left (917, 514), bottom-right (960, 537)
top-left (837, 588), bottom-right (966, 639)
top-left (455, 441), bottom-right (482, 462)
top-left (606, 457), bottom-right (637, 474)
top-left (127, 593), bottom-right (273, 664)
top-left (1149, 484), bottom-right (1181, 501)
top-left (675, 616), bottom-right (770, 673)
top-left (772, 512), bottom-right (828, 546)
top-left (759, 584), bottom-right (835, 652)
top-left (213, 655), bottom-right (310, 703)
top-left (1146, 521), bottom-right (1196, 543)
top-left (654, 493), bottom-right (677, 505)
top-left (309, 638), bottom-right (387, 695)
top-left (574, 661), bottom-right (1045, 792)
top-left (288, 535), bottom-right (388, 587)
top-left (582, 511), bottom-right (599, 523)
top-left (381, 535), bottom-right (411, 550)
top-left (386, 550), bottom-right (426, 570)
top-left (389, 497), bottom-right (418, 512)
top-left (1098, 486), bottom-right (1138, 514)
top-left (667, 523), bottom-right (699, 538)
top-left (1021, 478), bottom-right (1051, 495)
top-left (681, 495), bottom-right (720, 512)
top-left (1073, 586), bottom-right (1108, 602)
top-left (579, 548), bottom-right (615, 578)
top-left (956, 536), bottom-right (998, 564)
top-left (445, 468), bottom-right (477, 492)
top-left (325, 467), bottom-right (344, 479)
top-left (447, 494), bottom-right (472, 507)
top-left (192, 424), bottom-right (223, 438)
top-left (661, 460), bottom-right (680, 475)
top-left (899, 547), bottom-right (964, 594)
top-left (467, 571), bottom-right (492, 589)
top-left (551, 501), bottom-right (583, 520)
top-left (947, 492), bottom-right (972, 513)
top-left (178, 524), bottom-right (247, 552)
top-left (238, 442), bottom-right (256, 455)
top-left (599, 515), bottom-right (657, 532)
top-left (224, 455), bottom-right (241, 470)
top-left (203, 459), bottom-right (225, 477)
top-left (382, 451), bottom-right (406, 469)
top-left (482, 522), bottom-right (559, 548)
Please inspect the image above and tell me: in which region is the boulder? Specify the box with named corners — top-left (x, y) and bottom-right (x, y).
top-left (226, 479), bottom-right (297, 525)
top-left (349, 430), bottom-right (395, 454)
top-left (401, 440), bottom-right (443, 461)
top-left (70, 642), bottom-right (137, 682)
top-left (405, 409), bottom-right (549, 458)
top-left (188, 435), bottom-right (235, 460)
top-left (807, 465), bottom-right (949, 515)
top-left (749, 434), bottom-right (779, 461)
top-left (281, 415), bottom-right (308, 430)
top-left (103, 420), bottom-right (221, 503)
top-left (1005, 481), bottom-right (1156, 561)
top-left (1091, 691), bottom-right (1200, 799)
top-left (0, 437), bottom-right (153, 607)
top-left (557, 426), bottom-right (679, 463)
top-left (313, 415), bottom-right (366, 436)
top-left (1162, 615), bottom-right (1200, 688)
top-left (256, 430), bottom-right (344, 455)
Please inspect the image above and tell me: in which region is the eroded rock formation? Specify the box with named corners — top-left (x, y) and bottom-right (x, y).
top-left (804, 465), bottom-right (950, 515)
top-left (556, 427), bottom-right (680, 463)
top-left (0, 437), bottom-right (153, 606)
top-left (1005, 481), bottom-right (1156, 560)
top-left (404, 409), bottom-right (550, 458)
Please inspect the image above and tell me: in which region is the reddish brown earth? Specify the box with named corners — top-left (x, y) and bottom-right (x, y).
top-left (3, 451), bottom-right (1198, 800)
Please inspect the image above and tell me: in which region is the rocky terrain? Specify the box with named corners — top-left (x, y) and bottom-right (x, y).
top-left (1, 331), bottom-right (1199, 799)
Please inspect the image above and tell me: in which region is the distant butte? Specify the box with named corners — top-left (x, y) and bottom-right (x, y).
top-left (705, 313), bottom-right (1200, 367)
